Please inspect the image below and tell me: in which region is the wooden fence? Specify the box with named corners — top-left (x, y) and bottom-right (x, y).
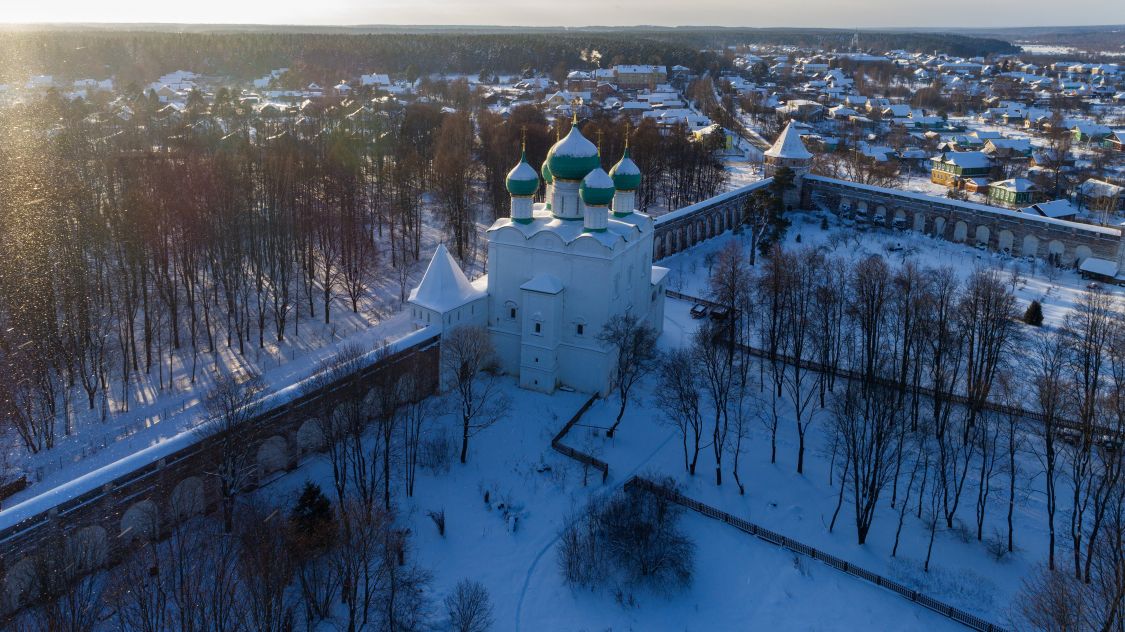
top-left (550, 395), bottom-right (609, 483)
top-left (625, 476), bottom-right (1008, 632)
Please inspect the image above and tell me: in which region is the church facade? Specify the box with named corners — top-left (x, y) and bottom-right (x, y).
top-left (410, 123), bottom-right (668, 395)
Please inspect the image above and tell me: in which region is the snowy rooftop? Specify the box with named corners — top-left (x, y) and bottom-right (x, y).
top-left (764, 121), bottom-right (812, 160)
top-left (932, 151), bottom-right (991, 169)
top-left (488, 209), bottom-right (644, 250)
top-left (409, 243), bottom-right (487, 312)
top-left (1079, 257), bottom-right (1119, 278)
top-left (1019, 199), bottom-right (1078, 218)
top-left (520, 274), bottom-right (565, 294)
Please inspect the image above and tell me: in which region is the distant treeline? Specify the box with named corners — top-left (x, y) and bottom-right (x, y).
top-left (0, 28), bottom-right (1018, 86)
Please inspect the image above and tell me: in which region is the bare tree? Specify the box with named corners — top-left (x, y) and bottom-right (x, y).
top-left (598, 313), bottom-right (659, 438)
top-left (444, 579), bottom-right (494, 632)
top-left (1062, 289), bottom-right (1116, 579)
top-left (441, 325), bottom-right (510, 464)
top-left (782, 248), bottom-right (825, 474)
top-left (237, 502), bottom-right (298, 632)
top-left (831, 383), bottom-right (901, 545)
top-left (334, 501), bottom-right (390, 632)
top-left (654, 348), bottom-right (704, 476)
top-left (400, 374), bottom-right (435, 498)
top-left (1032, 325), bottom-right (1068, 569)
top-left (200, 370), bottom-right (266, 533)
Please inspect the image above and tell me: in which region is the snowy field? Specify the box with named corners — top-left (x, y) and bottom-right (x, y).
top-left (245, 212), bottom-right (1125, 630)
top-left (256, 366), bottom-right (964, 632)
top-left (664, 209), bottom-right (1123, 329)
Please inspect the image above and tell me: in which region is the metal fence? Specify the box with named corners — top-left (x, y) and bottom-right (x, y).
top-left (625, 476), bottom-right (1008, 632)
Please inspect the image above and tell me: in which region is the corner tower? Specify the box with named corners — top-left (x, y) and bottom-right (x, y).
top-left (764, 120), bottom-right (812, 208)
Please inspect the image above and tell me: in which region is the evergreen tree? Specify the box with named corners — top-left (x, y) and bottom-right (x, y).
top-left (1023, 300), bottom-right (1044, 327)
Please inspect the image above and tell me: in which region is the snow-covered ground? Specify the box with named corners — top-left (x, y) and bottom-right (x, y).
top-left (246, 212), bottom-right (1123, 630)
top-left (256, 364), bottom-right (963, 632)
top-left (1, 205), bottom-right (489, 512)
top-left (664, 209), bottom-right (1121, 328)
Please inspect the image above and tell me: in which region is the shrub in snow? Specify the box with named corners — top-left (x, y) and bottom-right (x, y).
top-left (421, 433), bottom-right (455, 473)
top-left (1023, 300), bottom-right (1044, 327)
top-left (985, 529), bottom-right (1010, 562)
top-left (558, 479), bottom-right (694, 594)
top-left (429, 509), bottom-right (446, 536)
top-left (444, 579), bottom-right (494, 632)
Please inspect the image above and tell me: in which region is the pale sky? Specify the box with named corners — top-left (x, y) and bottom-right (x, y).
top-left (1, 0), bottom-right (1121, 28)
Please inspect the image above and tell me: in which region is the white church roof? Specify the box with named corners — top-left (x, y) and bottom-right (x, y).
top-left (408, 243), bottom-right (486, 312)
top-left (765, 121), bottom-right (812, 160)
top-left (520, 274), bottom-right (565, 294)
top-left (488, 209), bottom-right (643, 249)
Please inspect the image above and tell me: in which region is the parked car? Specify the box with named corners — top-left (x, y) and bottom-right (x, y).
top-left (690, 304), bottom-right (709, 319)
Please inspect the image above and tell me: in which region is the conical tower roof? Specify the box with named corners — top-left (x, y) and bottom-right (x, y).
top-left (408, 244), bottom-right (485, 312)
top-left (765, 121), bottom-right (812, 160)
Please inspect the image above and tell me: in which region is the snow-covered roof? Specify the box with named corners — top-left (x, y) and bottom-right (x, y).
top-left (990, 178), bottom-right (1035, 193)
top-left (1079, 179), bottom-right (1123, 197)
top-left (1019, 199), bottom-right (1077, 218)
top-left (1079, 257), bottom-right (1118, 278)
top-left (488, 207), bottom-right (643, 250)
top-left (932, 151), bottom-right (991, 169)
top-left (408, 244), bottom-right (486, 312)
top-left (520, 274), bottom-right (565, 294)
top-left (765, 121), bottom-right (812, 160)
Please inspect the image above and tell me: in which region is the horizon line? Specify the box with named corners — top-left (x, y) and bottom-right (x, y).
top-left (0, 22), bottom-right (1119, 31)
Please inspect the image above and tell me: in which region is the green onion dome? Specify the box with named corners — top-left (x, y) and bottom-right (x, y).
top-left (609, 147), bottom-right (641, 191)
top-left (547, 124), bottom-right (600, 181)
top-left (541, 157), bottom-right (553, 185)
top-left (580, 167), bottom-right (616, 207)
top-left (505, 151), bottom-right (540, 197)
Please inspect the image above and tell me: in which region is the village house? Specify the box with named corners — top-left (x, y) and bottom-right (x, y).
top-left (988, 178), bottom-right (1038, 208)
top-left (930, 151), bottom-right (992, 187)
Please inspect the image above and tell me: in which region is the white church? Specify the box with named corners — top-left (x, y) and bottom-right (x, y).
top-left (408, 122), bottom-right (668, 395)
